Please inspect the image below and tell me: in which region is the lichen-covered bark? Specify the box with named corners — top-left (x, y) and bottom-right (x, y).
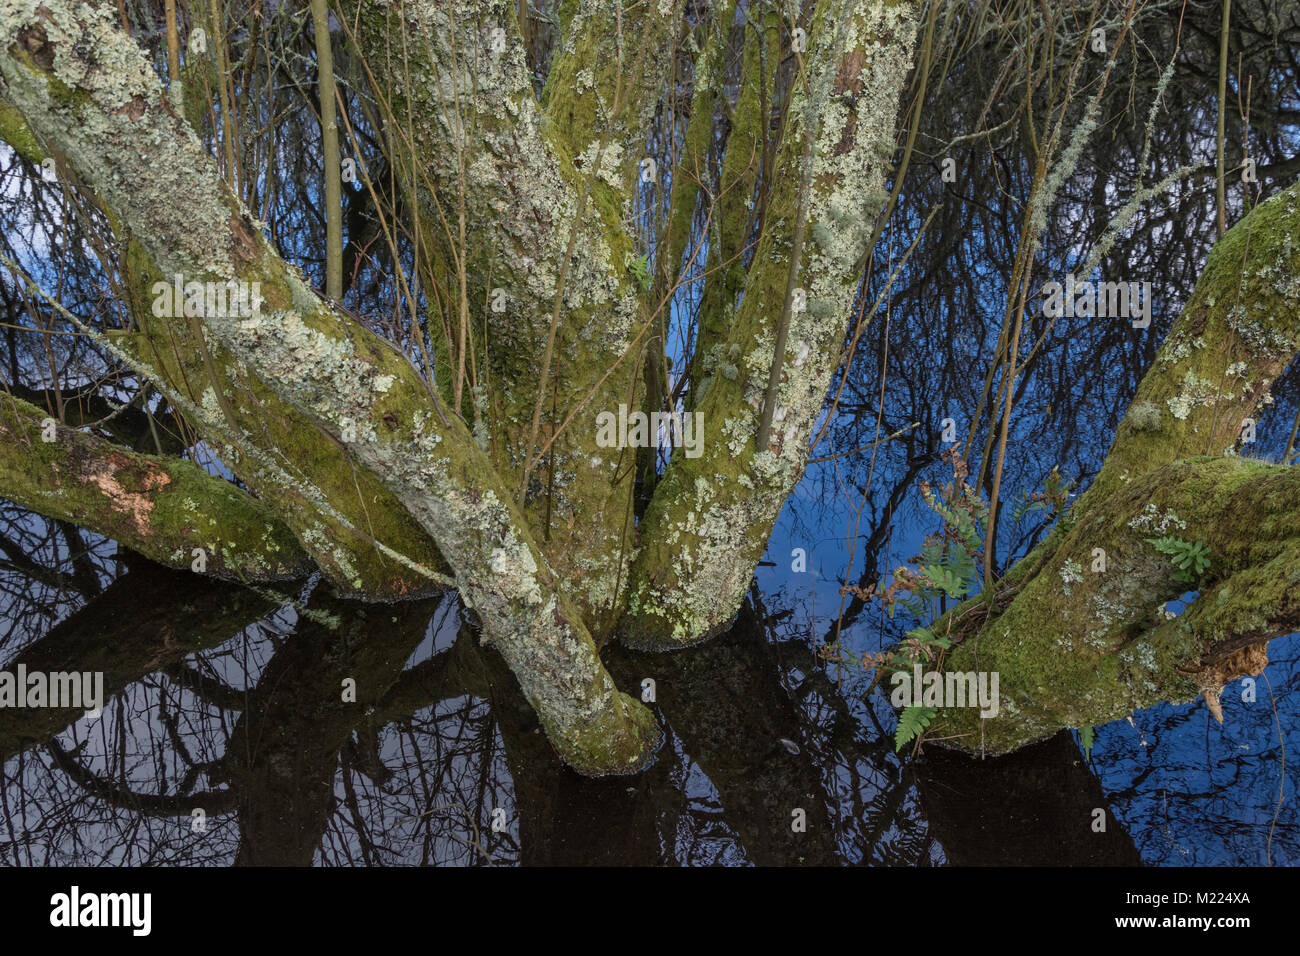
top-left (344, 0), bottom-right (681, 627)
top-left (542, 0), bottom-right (684, 195)
top-left (934, 457), bottom-right (1300, 752)
top-left (620, 0), bottom-right (921, 648)
top-left (117, 241), bottom-right (452, 600)
top-left (690, 9), bottom-right (779, 389)
top-left (662, 0), bottom-right (737, 286)
top-left (0, 392), bottom-right (310, 579)
top-left (0, 0), bottom-right (658, 775)
top-left (0, 91), bottom-right (444, 599)
top-left (1082, 180), bottom-right (1300, 504)
top-left (928, 180), bottom-right (1300, 753)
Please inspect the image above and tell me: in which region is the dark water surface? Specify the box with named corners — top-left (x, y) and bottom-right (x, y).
top-left (2, 244), bottom-right (1297, 864)
top-left (0, 524), bottom-right (1293, 865)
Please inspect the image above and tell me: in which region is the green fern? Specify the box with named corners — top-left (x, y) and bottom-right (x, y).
top-left (879, 457), bottom-right (995, 751)
top-left (1010, 488), bottom-right (1047, 526)
top-left (909, 626), bottom-right (951, 651)
top-left (923, 563), bottom-right (967, 599)
top-left (895, 705), bottom-right (936, 751)
top-left (628, 254), bottom-right (652, 292)
top-left (1010, 468), bottom-right (1075, 530)
top-left (924, 494), bottom-right (984, 557)
top-left (889, 626), bottom-right (952, 668)
top-left (1146, 536), bottom-right (1211, 584)
top-left (1079, 725), bottom-right (1095, 760)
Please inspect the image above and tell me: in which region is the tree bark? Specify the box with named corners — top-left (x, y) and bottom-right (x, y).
top-left (620, 0), bottom-right (922, 648)
top-left (0, 0), bottom-right (658, 775)
top-left (0, 91), bottom-right (451, 600)
top-left (342, 0), bottom-right (683, 627)
top-left (0, 392), bottom-right (311, 580)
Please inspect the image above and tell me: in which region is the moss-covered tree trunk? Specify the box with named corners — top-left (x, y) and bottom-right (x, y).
top-left (928, 181), bottom-right (1300, 753)
top-left (16, 0), bottom-right (1288, 775)
top-left (619, 0), bottom-right (922, 648)
top-left (0, 0), bottom-right (663, 775)
top-left (0, 392), bottom-right (309, 580)
top-left (0, 0), bottom-right (922, 775)
top-left (341, 0), bottom-right (684, 627)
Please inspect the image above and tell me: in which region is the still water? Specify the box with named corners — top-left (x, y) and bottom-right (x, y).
top-left (0, 496), bottom-right (1293, 864)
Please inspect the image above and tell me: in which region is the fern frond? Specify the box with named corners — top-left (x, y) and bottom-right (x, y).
top-left (1079, 725), bottom-right (1095, 760)
top-left (923, 563), bottom-right (967, 599)
top-left (895, 705), bottom-right (936, 751)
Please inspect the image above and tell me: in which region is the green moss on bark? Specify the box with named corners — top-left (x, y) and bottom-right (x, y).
top-left (691, 9), bottom-right (778, 383)
top-left (345, 0), bottom-right (650, 625)
top-left (0, 393), bottom-right (310, 580)
top-left (932, 457), bottom-right (1300, 753)
top-left (1085, 180), bottom-right (1300, 507)
top-left (117, 239), bottom-right (449, 599)
top-left (620, 0), bottom-right (922, 649)
top-left (0, 0), bottom-right (658, 775)
top-left (922, 180), bottom-right (1300, 755)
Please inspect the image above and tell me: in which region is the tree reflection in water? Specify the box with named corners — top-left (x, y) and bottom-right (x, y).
top-left (3, 512), bottom-right (1287, 866)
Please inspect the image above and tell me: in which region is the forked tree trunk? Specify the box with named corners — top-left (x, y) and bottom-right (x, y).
top-left (0, 0), bottom-right (922, 774)
top-left (4, 0), bottom-right (1296, 774)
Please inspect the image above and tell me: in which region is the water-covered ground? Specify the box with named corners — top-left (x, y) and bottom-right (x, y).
top-left (0, 471), bottom-right (1293, 864)
top-left (1, 0), bottom-right (1297, 869)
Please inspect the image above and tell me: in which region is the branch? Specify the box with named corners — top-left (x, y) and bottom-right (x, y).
top-left (691, 8), bottom-right (777, 380)
top-left (0, 81), bottom-right (450, 602)
top-left (0, 392), bottom-right (310, 580)
top-left (341, 0), bottom-right (652, 621)
top-left (0, 0), bottom-right (657, 775)
top-left (621, 0), bottom-right (923, 648)
top-left (542, 0), bottom-right (684, 193)
top-left (1082, 178), bottom-right (1300, 506)
top-left (922, 178), bottom-right (1300, 753)
top-left (934, 456), bottom-right (1300, 753)
top-left (310, 0), bottom-right (343, 300)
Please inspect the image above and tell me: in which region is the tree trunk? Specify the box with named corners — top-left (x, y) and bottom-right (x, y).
top-left (8, 0), bottom-right (1291, 776)
top-left (0, 0), bottom-right (660, 774)
top-left (0, 392), bottom-right (310, 580)
top-left (926, 180), bottom-right (1300, 753)
top-left (621, 0), bottom-right (922, 647)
